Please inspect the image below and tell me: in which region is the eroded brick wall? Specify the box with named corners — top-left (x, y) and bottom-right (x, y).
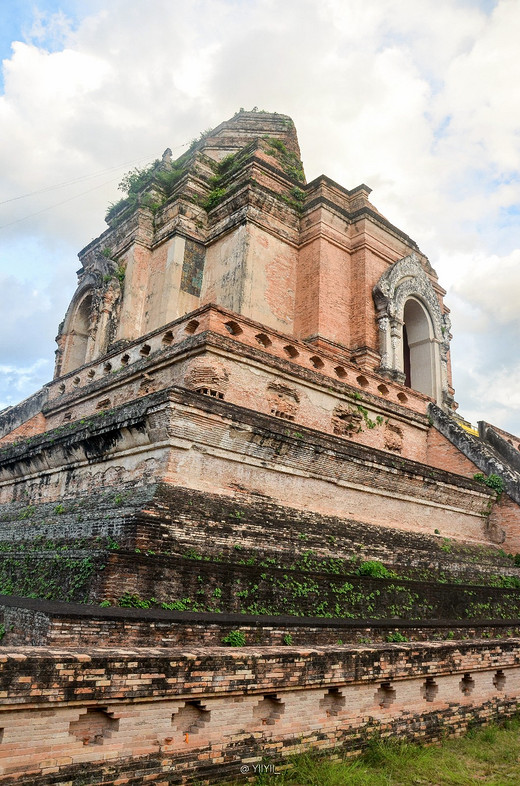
top-left (0, 414), bottom-right (46, 446)
top-left (1, 642), bottom-right (520, 784)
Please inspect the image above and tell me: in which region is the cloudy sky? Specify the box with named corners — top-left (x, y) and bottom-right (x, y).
top-left (1, 0), bottom-right (519, 433)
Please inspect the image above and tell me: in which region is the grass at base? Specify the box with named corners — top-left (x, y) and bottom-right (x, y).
top-left (225, 718), bottom-right (520, 785)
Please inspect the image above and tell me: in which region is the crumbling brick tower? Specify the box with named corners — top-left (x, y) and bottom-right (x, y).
top-left (1, 111), bottom-right (520, 785)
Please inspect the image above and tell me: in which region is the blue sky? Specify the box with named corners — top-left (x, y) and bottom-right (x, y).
top-left (1, 0), bottom-right (520, 433)
top-left (0, 1), bottom-right (84, 82)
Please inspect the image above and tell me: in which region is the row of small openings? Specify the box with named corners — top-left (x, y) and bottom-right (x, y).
top-left (378, 670), bottom-right (506, 709)
top-left (197, 388), bottom-right (224, 399)
top-left (271, 409), bottom-right (294, 421)
top-left (252, 333), bottom-right (409, 405)
top-left (54, 672), bottom-right (512, 748)
top-left (57, 323), bottom-right (200, 395)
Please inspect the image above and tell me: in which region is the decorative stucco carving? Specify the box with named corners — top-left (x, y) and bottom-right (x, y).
top-left (54, 250), bottom-right (124, 378)
top-left (373, 253), bottom-right (452, 408)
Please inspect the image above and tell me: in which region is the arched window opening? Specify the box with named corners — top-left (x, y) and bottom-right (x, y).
top-left (403, 324), bottom-right (411, 387)
top-left (402, 298), bottom-right (436, 398)
top-left (373, 253), bottom-right (452, 410)
top-left (64, 295), bottom-right (93, 373)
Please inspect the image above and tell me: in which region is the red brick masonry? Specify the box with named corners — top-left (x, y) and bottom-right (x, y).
top-left (1, 641), bottom-right (519, 784)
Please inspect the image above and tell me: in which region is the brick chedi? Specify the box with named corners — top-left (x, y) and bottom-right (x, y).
top-left (1, 111), bottom-right (520, 784)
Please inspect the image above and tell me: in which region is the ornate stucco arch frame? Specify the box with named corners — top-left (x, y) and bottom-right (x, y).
top-left (373, 253), bottom-right (452, 407)
top-left (55, 251), bottom-right (123, 378)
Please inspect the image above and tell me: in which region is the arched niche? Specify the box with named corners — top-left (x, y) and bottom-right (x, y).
top-left (61, 292), bottom-right (94, 375)
top-left (402, 297), bottom-right (436, 397)
top-left (373, 253), bottom-right (452, 407)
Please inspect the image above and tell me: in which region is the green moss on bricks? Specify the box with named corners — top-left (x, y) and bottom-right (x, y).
top-left (0, 553), bottom-right (102, 602)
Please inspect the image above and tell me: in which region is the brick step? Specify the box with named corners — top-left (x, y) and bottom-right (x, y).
top-left (0, 485), bottom-right (515, 585)
top-left (3, 548), bottom-right (517, 621)
top-left (2, 594), bottom-right (520, 648)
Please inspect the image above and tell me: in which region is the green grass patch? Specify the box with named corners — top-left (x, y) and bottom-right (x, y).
top-left (224, 717), bottom-right (520, 784)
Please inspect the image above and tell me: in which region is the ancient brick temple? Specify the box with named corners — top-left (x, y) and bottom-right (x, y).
top-left (2, 111), bottom-right (520, 784)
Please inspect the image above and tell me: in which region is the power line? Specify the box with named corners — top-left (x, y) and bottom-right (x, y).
top-left (0, 176), bottom-right (122, 230)
top-left (0, 139), bottom-right (191, 208)
top-left (0, 155), bottom-right (156, 206)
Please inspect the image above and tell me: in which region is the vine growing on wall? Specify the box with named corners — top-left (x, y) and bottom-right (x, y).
top-left (474, 473), bottom-right (505, 500)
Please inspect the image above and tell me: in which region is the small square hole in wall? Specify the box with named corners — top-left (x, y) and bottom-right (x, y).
top-left (69, 708), bottom-right (119, 746)
top-left (377, 383), bottom-right (389, 396)
top-left (103, 362), bottom-right (112, 372)
top-left (140, 344), bottom-right (151, 357)
top-left (334, 366), bottom-right (347, 379)
top-left (87, 369), bottom-right (96, 379)
top-left (59, 383), bottom-right (66, 394)
top-left (356, 375), bottom-right (369, 388)
top-left (185, 320), bottom-right (199, 335)
top-left (171, 700), bottom-right (211, 738)
top-left (255, 333), bottom-right (272, 348)
top-left (459, 673), bottom-right (475, 696)
top-left (397, 392), bottom-right (408, 404)
top-left (224, 320), bottom-right (243, 336)
top-left (422, 677), bottom-right (438, 702)
top-left (283, 345), bottom-right (299, 359)
top-left (162, 331), bottom-right (174, 346)
top-left (310, 355), bottom-right (324, 369)
top-left (121, 354), bottom-right (130, 366)
top-left (62, 413), bottom-right (72, 423)
top-left (375, 682), bottom-right (396, 709)
top-left (494, 670), bottom-right (506, 691)
top-left (253, 694), bottom-right (285, 726)
top-left (96, 398), bottom-right (111, 410)
top-left (319, 687), bottom-right (345, 717)
top-left (73, 376), bottom-right (81, 386)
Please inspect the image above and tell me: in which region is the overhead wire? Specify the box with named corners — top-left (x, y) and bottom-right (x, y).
top-left (0, 139), bottom-right (191, 230)
top-left (0, 155), bottom-right (158, 205)
top-left (0, 177), bottom-right (125, 230)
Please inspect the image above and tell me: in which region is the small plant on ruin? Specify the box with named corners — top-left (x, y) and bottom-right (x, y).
top-left (99, 600), bottom-right (111, 607)
top-left (474, 472), bottom-right (505, 499)
top-left (161, 598), bottom-right (193, 611)
top-left (386, 631), bottom-right (408, 643)
top-left (282, 634), bottom-right (293, 646)
top-left (118, 592), bottom-right (154, 609)
top-left (204, 187), bottom-right (227, 211)
top-left (106, 536), bottom-right (120, 550)
top-left (356, 560), bottom-right (395, 579)
top-left (222, 630), bottom-right (246, 647)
